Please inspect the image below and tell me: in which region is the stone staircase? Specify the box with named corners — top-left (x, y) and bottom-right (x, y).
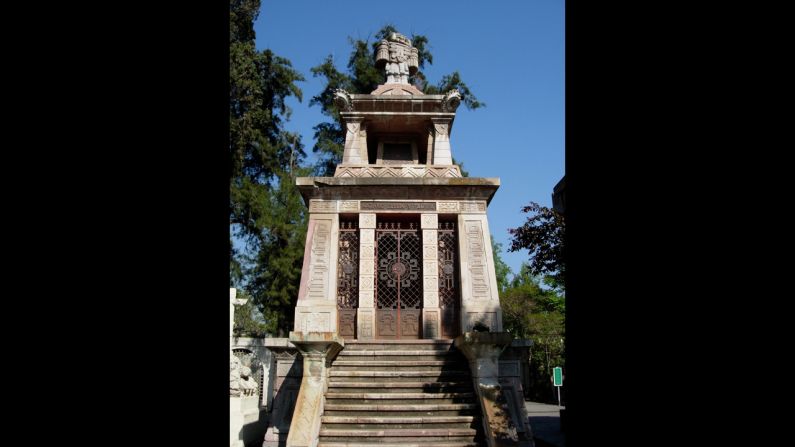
top-left (318, 339), bottom-right (485, 447)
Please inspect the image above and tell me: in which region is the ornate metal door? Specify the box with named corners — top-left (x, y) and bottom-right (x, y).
top-left (375, 222), bottom-right (423, 339)
top-left (336, 220), bottom-right (358, 338)
top-left (438, 222), bottom-right (460, 338)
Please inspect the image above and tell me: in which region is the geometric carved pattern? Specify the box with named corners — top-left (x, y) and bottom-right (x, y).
top-left (359, 213), bottom-right (376, 229)
top-left (303, 312), bottom-right (330, 332)
top-left (339, 200), bottom-right (359, 211)
top-left (421, 213), bottom-right (438, 229)
top-left (307, 221), bottom-right (331, 299)
top-left (358, 309), bottom-right (374, 339)
top-left (375, 221), bottom-right (423, 339)
top-left (438, 201), bottom-right (459, 212)
top-left (334, 165), bottom-right (463, 178)
top-left (465, 220), bottom-right (490, 300)
top-left (460, 201), bottom-right (487, 212)
top-left (309, 200), bottom-right (338, 213)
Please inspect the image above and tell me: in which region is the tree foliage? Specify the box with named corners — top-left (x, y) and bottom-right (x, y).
top-left (230, 0), bottom-right (308, 336)
top-left (506, 201), bottom-right (566, 401)
top-left (491, 238), bottom-right (512, 294)
top-left (310, 25), bottom-right (485, 175)
top-left (233, 290), bottom-right (270, 337)
top-left (508, 202), bottom-right (565, 291)
top-left (500, 263), bottom-right (565, 403)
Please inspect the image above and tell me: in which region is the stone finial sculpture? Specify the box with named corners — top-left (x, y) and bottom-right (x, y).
top-left (442, 89), bottom-right (462, 112)
top-left (375, 32), bottom-right (419, 85)
top-left (239, 364), bottom-right (259, 396)
top-left (231, 354), bottom-right (260, 397)
top-left (230, 355), bottom-right (242, 396)
top-left (333, 88), bottom-right (353, 111)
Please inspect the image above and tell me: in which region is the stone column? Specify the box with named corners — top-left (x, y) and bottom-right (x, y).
top-left (294, 214), bottom-right (340, 333)
top-left (262, 339), bottom-right (301, 447)
top-left (431, 117), bottom-right (453, 165)
top-left (285, 332), bottom-right (344, 447)
top-left (457, 211), bottom-right (503, 333)
top-left (421, 213), bottom-right (441, 339)
top-left (356, 213), bottom-right (376, 340)
top-left (455, 332), bottom-right (534, 447)
top-left (230, 288), bottom-right (242, 343)
top-left (231, 288), bottom-right (259, 447)
top-left (341, 116), bottom-right (367, 164)
top-left (230, 288), bottom-right (247, 391)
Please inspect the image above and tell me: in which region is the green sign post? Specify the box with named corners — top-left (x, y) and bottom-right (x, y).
top-left (553, 367), bottom-right (563, 407)
top-left (553, 367), bottom-right (563, 386)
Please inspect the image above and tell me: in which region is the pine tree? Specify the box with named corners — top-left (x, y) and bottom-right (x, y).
top-left (230, 0), bottom-right (308, 335)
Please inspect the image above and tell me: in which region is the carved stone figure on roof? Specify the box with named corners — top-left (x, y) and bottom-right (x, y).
top-left (375, 32), bottom-right (419, 85)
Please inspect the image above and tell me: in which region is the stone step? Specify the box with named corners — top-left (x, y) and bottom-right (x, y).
top-left (323, 424), bottom-right (478, 431)
top-left (327, 381), bottom-right (470, 388)
top-left (321, 339), bottom-right (483, 445)
top-left (318, 443), bottom-right (480, 447)
top-left (319, 428), bottom-right (478, 438)
top-left (330, 370), bottom-right (470, 378)
top-left (338, 349), bottom-right (454, 356)
top-left (331, 366), bottom-right (466, 373)
top-left (327, 387), bottom-right (472, 394)
top-left (341, 341), bottom-right (454, 351)
top-left (324, 403), bottom-right (479, 412)
top-left (344, 339), bottom-right (453, 344)
top-left (332, 360), bottom-right (462, 367)
top-left (322, 409), bottom-right (481, 418)
top-left (321, 415), bottom-right (477, 424)
top-left (326, 392), bottom-right (475, 400)
top-left (319, 437), bottom-right (482, 444)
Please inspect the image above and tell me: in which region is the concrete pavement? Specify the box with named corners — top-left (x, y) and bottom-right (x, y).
top-left (525, 401), bottom-right (565, 447)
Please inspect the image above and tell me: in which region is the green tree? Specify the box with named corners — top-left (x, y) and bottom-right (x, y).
top-left (500, 264), bottom-right (565, 403)
top-left (508, 202), bottom-right (565, 292)
top-left (310, 25), bottom-right (485, 175)
top-left (233, 290), bottom-right (270, 337)
top-left (491, 238), bottom-right (512, 294)
top-left (230, 0), bottom-right (308, 335)
top-left (453, 157), bottom-right (470, 177)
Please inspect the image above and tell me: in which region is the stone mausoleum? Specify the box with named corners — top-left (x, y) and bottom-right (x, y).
top-left (261, 31), bottom-right (533, 447)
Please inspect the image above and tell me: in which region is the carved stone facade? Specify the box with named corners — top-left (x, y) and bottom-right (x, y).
top-left (375, 32), bottom-right (418, 85)
top-left (457, 214), bottom-right (503, 332)
top-left (284, 29), bottom-right (514, 447)
top-left (262, 340), bottom-right (302, 447)
top-left (356, 214), bottom-right (376, 340)
top-left (335, 165), bottom-right (463, 178)
top-left (310, 199), bottom-right (486, 214)
top-left (293, 215), bottom-right (339, 335)
top-left (421, 214), bottom-right (440, 338)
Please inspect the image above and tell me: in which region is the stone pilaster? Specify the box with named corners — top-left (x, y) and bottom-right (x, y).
top-left (285, 332), bottom-right (344, 447)
top-left (294, 214), bottom-right (339, 334)
top-left (431, 117), bottom-right (453, 165)
top-left (421, 213), bottom-right (440, 339)
top-left (356, 213), bottom-right (376, 340)
top-left (454, 332), bottom-right (534, 447)
top-left (457, 213), bottom-right (503, 334)
top-left (262, 339), bottom-right (301, 447)
top-left (341, 116), bottom-right (367, 164)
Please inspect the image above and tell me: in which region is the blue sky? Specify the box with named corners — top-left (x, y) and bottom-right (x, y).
top-left (254, 0), bottom-right (564, 277)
